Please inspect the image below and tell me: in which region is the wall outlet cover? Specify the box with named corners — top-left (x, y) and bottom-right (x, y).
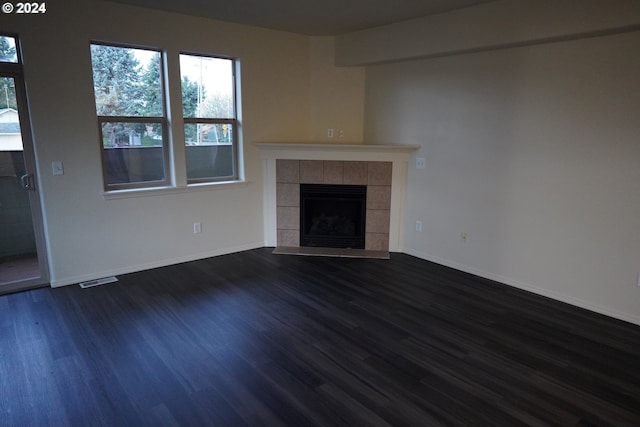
top-left (52, 161), bottom-right (64, 176)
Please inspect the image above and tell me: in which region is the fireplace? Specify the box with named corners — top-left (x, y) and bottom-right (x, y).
top-left (256, 142), bottom-right (419, 254)
top-left (300, 184), bottom-right (366, 249)
top-left (270, 158), bottom-right (404, 252)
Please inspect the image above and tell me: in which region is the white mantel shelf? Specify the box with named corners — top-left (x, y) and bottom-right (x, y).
top-left (257, 141), bottom-right (420, 252)
top-left (255, 142), bottom-right (420, 152)
top-left (255, 142), bottom-right (420, 161)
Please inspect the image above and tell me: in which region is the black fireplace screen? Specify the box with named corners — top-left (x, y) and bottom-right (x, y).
top-left (300, 184), bottom-right (366, 249)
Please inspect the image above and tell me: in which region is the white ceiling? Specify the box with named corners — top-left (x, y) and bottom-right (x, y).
top-left (108, 0), bottom-right (495, 36)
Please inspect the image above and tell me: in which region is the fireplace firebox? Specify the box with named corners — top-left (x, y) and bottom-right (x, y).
top-left (300, 184), bottom-right (367, 249)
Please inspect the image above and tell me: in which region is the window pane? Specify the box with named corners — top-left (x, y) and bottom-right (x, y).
top-left (90, 45), bottom-right (163, 117)
top-left (100, 122), bottom-right (165, 185)
top-left (180, 54), bottom-right (234, 119)
top-left (186, 144), bottom-right (235, 180)
top-left (0, 77), bottom-right (22, 151)
top-left (0, 36), bottom-right (18, 63)
top-left (185, 122), bottom-right (235, 180)
top-left (184, 123), bottom-right (233, 145)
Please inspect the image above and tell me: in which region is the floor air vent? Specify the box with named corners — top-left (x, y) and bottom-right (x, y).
top-left (79, 276), bottom-right (119, 289)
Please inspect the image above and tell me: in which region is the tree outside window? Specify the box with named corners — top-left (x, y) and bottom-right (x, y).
top-left (89, 43), bottom-right (242, 190)
top-left (0, 36), bottom-right (17, 63)
top-left (90, 43), bottom-right (169, 189)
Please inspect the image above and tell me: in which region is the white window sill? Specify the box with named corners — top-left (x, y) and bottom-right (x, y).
top-left (103, 180), bottom-right (249, 200)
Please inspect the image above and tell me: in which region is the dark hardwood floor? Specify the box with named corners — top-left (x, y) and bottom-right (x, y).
top-left (1, 248), bottom-right (639, 426)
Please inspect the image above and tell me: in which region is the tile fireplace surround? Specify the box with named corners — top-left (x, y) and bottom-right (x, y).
top-left (256, 143), bottom-right (419, 253)
top-left (277, 159), bottom-right (391, 251)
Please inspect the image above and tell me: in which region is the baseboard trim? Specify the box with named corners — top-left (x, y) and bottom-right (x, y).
top-left (50, 242), bottom-right (264, 288)
top-left (403, 248), bottom-right (640, 327)
top-left (49, 244), bottom-right (640, 327)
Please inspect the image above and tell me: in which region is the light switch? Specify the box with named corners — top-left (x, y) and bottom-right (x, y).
top-left (52, 161), bottom-right (64, 176)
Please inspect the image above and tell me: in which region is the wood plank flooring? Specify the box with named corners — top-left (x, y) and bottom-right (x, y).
top-left (1, 248), bottom-right (639, 426)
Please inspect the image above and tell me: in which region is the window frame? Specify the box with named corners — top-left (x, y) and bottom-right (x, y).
top-left (90, 41), bottom-right (171, 191)
top-left (180, 52), bottom-right (240, 184)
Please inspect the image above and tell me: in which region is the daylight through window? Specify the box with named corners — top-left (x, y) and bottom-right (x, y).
top-left (180, 54), bottom-right (238, 182)
top-left (0, 35), bottom-right (18, 63)
top-left (1, 35), bottom-right (22, 153)
top-left (90, 43), bottom-right (169, 190)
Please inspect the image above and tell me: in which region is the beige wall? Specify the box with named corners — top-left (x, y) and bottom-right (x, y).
top-left (2, 0), bottom-right (366, 286)
top-left (363, 30), bottom-right (640, 324)
top-left (336, 0), bottom-right (640, 66)
top-left (308, 38), bottom-right (365, 142)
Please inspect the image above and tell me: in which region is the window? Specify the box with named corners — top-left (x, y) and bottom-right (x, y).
top-left (180, 54), bottom-right (238, 182)
top-left (90, 43), bottom-right (169, 190)
top-left (90, 43), bottom-right (242, 191)
top-left (0, 35), bottom-right (18, 63)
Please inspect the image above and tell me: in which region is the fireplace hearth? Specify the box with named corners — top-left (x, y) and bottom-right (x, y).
top-left (300, 184), bottom-right (366, 249)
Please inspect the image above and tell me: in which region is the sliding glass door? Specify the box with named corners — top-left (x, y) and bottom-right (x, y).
top-left (0, 35), bottom-right (48, 293)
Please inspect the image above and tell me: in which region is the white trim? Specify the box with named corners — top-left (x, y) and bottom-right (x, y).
top-left (50, 242), bottom-right (263, 288)
top-left (403, 247), bottom-right (640, 327)
top-left (255, 142), bottom-right (419, 251)
top-left (103, 180), bottom-right (250, 200)
top-left (255, 142), bottom-right (421, 155)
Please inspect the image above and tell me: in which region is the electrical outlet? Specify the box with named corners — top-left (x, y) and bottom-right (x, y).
top-left (637, 272), bottom-right (640, 287)
top-left (416, 157), bottom-right (426, 169)
top-left (52, 161), bottom-right (64, 176)
top-left (415, 220), bottom-right (422, 232)
top-left (327, 128), bottom-right (334, 138)
top-left (338, 130), bottom-right (344, 138)
top-left (193, 222), bottom-right (201, 234)
top-left (460, 232), bottom-right (468, 243)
